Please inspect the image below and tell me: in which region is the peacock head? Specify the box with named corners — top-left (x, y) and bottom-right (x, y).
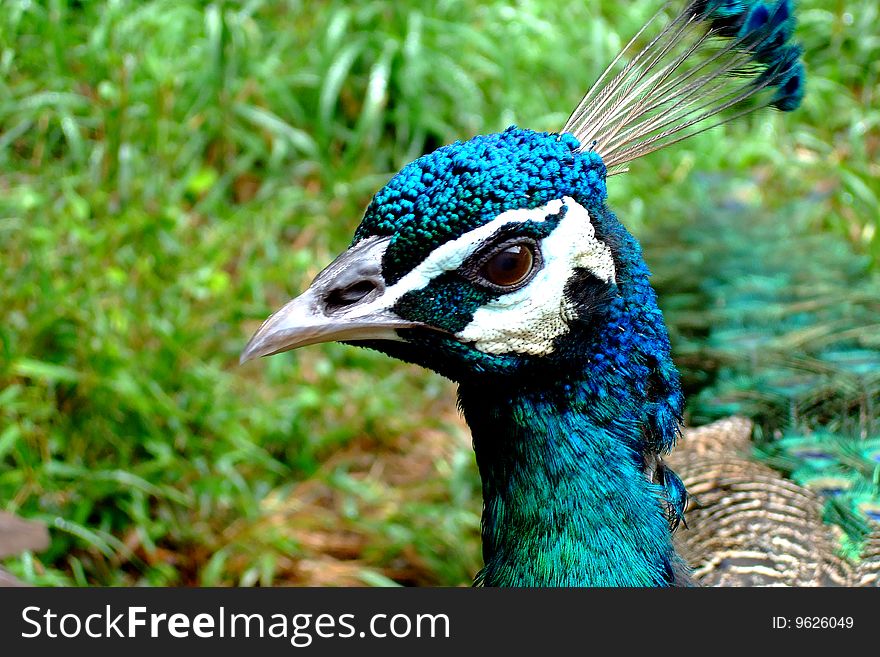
top-left (241, 127), bottom-right (679, 410)
top-left (242, 0), bottom-right (806, 467)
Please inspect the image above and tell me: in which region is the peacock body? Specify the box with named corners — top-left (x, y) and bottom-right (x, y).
top-left (242, 0), bottom-right (879, 586)
top-left (649, 190), bottom-right (880, 585)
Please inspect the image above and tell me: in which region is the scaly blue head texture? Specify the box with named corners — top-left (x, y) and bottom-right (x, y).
top-left (351, 127), bottom-right (687, 585)
top-left (355, 128), bottom-right (604, 284)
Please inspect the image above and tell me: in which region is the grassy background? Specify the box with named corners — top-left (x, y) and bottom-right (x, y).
top-left (1, 0), bottom-right (877, 585)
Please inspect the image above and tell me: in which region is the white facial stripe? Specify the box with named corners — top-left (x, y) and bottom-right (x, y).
top-left (455, 197), bottom-right (615, 356)
top-left (350, 198), bottom-right (566, 319)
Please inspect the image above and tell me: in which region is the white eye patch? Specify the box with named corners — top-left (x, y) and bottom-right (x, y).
top-left (351, 198), bottom-right (569, 318)
top-left (455, 197), bottom-right (615, 356)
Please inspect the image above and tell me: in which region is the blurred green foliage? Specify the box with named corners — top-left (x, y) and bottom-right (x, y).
top-left (0, 0), bottom-right (877, 585)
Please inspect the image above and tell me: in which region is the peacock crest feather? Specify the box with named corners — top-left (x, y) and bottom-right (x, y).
top-left (565, 0), bottom-right (805, 169)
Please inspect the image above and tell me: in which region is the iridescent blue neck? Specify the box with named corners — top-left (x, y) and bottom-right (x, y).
top-left (459, 378), bottom-right (682, 586)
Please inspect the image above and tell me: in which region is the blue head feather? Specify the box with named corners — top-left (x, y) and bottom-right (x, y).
top-left (355, 128), bottom-right (606, 284)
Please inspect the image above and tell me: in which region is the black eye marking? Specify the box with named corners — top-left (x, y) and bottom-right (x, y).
top-left (461, 237), bottom-right (543, 292)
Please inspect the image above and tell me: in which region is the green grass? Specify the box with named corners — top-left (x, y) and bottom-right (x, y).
top-left (1, 0), bottom-right (877, 585)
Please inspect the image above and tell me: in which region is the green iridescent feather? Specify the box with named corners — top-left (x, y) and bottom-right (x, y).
top-left (647, 183), bottom-right (880, 563)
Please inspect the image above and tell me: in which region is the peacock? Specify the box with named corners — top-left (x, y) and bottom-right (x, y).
top-left (241, 0), bottom-right (880, 586)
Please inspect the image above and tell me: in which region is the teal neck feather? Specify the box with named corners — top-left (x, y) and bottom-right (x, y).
top-left (460, 380), bottom-right (680, 587)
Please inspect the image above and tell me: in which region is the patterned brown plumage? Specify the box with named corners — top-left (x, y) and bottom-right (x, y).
top-left (851, 531), bottom-right (880, 587)
top-left (671, 417), bottom-right (855, 586)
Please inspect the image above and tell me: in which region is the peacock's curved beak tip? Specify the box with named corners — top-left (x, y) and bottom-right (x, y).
top-left (238, 289), bottom-right (418, 364)
top-left (239, 235), bottom-right (423, 364)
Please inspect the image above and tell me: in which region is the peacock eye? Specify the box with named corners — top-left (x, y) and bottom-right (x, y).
top-left (481, 243), bottom-right (535, 288)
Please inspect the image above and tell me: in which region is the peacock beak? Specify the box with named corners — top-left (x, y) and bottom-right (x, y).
top-left (240, 236), bottom-right (423, 363)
